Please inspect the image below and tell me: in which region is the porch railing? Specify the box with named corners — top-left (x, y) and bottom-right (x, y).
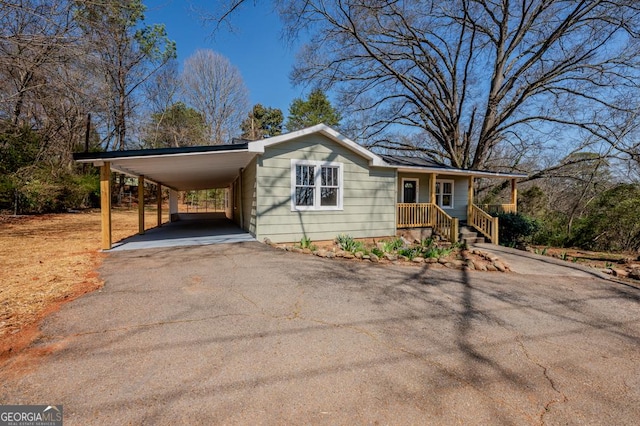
top-left (469, 204), bottom-right (499, 244)
top-left (396, 203), bottom-right (433, 228)
top-left (397, 203), bottom-right (458, 243)
top-left (433, 204), bottom-right (459, 243)
top-left (480, 203), bottom-right (516, 214)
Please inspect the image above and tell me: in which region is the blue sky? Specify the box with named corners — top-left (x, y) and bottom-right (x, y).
top-left (145, 0), bottom-right (307, 115)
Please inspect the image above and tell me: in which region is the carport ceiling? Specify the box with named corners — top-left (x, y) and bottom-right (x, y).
top-left (73, 144), bottom-right (256, 191)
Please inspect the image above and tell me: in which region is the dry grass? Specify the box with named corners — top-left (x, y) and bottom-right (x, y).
top-left (0, 207), bottom-right (161, 356)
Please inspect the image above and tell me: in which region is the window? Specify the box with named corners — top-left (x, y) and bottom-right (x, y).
top-left (436, 179), bottom-right (454, 208)
top-left (292, 160), bottom-right (343, 210)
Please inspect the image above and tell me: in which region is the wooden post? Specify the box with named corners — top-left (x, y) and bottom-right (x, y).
top-left (156, 183), bottom-right (162, 227)
top-left (492, 217), bottom-right (499, 245)
top-left (468, 176), bottom-right (474, 223)
top-left (511, 178), bottom-right (517, 213)
top-left (138, 175), bottom-right (145, 235)
top-left (169, 189), bottom-right (178, 222)
top-left (100, 162), bottom-right (112, 250)
top-left (451, 218), bottom-right (459, 243)
top-left (429, 173), bottom-right (437, 225)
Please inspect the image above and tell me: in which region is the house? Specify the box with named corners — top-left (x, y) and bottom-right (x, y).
top-left (74, 124), bottom-right (525, 250)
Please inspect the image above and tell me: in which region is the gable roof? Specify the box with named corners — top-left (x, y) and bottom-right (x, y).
top-left (248, 123), bottom-right (389, 167)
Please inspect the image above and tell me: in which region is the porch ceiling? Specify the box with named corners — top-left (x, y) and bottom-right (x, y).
top-left (74, 145), bottom-right (256, 190)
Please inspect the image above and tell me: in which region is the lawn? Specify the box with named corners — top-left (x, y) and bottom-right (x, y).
top-left (0, 208), bottom-right (161, 358)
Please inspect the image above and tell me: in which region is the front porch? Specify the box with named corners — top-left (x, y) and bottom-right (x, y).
top-left (396, 175), bottom-right (519, 245)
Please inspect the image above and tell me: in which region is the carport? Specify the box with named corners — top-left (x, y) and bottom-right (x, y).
top-left (73, 143), bottom-right (257, 250)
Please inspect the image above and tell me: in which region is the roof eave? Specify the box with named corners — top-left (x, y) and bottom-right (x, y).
top-left (395, 166), bottom-right (527, 179)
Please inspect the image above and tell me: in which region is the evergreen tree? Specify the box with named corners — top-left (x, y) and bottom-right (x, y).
top-left (285, 89), bottom-right (341, 131)
top-left (240, 104), bottom-right (283, 140)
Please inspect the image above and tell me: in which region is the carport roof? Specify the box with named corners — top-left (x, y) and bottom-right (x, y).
top-left (73, 143), bottom-right (255, 191)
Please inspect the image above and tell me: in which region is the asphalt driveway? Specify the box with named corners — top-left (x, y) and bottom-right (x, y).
top-left (1, 242), bottom-right (639, 425)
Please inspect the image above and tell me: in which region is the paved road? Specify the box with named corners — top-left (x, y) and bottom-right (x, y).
top-left (1, 242), bottom-right (639, 425)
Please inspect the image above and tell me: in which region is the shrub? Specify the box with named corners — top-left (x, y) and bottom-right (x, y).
top-left (299, 236), bottom-right (316, 251)
top-left (380, 237), bottom-right (404, 253)
top-left (335, 234), bottom-right (364, 253)
top-left (398, 247), bottom-right (420, 260)
top-left (495, 212), bottom-right (540, 246)
top-left (371, 247), bottom-right (384, 257)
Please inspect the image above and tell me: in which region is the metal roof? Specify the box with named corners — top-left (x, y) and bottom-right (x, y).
top-left (73, 143), bottom-right (255, 190)
top-left (73, 126), bottom-right (526, 191)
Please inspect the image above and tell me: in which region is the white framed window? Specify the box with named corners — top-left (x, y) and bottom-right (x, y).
top-left (291, 159), bottom-right (343, 210)
top-left (436, 179), bottom-right (454, 209)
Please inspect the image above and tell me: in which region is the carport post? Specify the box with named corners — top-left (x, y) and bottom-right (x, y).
top-left (156, 183), bottom-right (162, 227)
top-left (138, 175), bottom-right (145, 235)
top-left (100, 162), bottom-right (112, 250)
top-left (169, 189), bottom-right (178, 222)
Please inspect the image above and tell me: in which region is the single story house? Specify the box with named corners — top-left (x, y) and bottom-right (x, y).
top-left (74, 124), bottom-right (526, 250)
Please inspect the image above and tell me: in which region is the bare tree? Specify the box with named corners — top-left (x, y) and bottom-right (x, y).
top-left (205, 0), bottom-right (640, 170)
top-left (74, 0), bottom-right (176, 151)
top-left (290, 1), bottom-right (640, 169)
top-left (181, 49), bottom-right (249, 144)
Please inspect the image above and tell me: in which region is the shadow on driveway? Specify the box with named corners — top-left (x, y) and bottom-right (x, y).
top-left (1, 243), bottom-right (638, 424)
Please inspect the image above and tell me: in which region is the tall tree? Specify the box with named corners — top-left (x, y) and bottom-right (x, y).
top-left (285, 88), bottom-right (341, 131)
top-left (240, 104), bottom-right (283, 140)
top-left (181, 49), bottom-right (249, 144)
top-left (143, 102), bottom-right (208, 148)
top-left (283, 0), bottom-right (640, 169)
top-left (74, 0), bottom-right (176, 151)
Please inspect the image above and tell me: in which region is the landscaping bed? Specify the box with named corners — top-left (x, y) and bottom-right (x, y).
top-left (269, 234), bottom-right (512, 273)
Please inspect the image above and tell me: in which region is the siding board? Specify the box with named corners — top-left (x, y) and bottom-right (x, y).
top-left (255, 134), bottom-right (397, 243)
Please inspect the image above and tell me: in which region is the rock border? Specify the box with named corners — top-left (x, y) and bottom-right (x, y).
top-left (265, 239), bottom-right (511, 273)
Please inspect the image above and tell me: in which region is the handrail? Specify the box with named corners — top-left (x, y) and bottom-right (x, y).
top-left (396, 203), bottom-right (458, 243)
top-left (480, 203), bottom-right (516, 214)
top-left (432, 204), bottom-right (459, 243)
top-left (470, 204), bottom-right (499, 244)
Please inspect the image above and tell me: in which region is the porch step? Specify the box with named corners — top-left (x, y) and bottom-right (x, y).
top-left (459, 225), bottom-right (485, 245)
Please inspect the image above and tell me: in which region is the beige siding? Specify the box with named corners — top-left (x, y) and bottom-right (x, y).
top-left (255, 134), bottom-right (397, 243)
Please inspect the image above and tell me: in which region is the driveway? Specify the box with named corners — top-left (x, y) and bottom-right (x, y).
top-left (1, 242), bottom-right (639, 425)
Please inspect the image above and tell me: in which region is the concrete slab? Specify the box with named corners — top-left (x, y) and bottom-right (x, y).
top-left (109, 214), bottom-right (255, 251)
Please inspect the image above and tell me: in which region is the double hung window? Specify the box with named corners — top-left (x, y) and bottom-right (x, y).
top-left (435, 179), bottom-right (454, 208)
top-left (292, 160), bottom-right (343, 210)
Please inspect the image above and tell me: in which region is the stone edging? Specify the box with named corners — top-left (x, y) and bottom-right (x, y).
top-left (268, 241), bottom-right (511, 273)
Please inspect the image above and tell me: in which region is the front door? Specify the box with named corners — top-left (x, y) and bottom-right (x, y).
top-left (403, 179), bottom-right (418, 203)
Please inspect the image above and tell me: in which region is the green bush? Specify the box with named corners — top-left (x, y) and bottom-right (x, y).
top-left (336, 234), bottom-right (364, 253)
top-left (495, 212), bottom-right (540, 246)
top-left (569, 184), bottom-right (640, 252)
top-left (398, 247), bottom-right (420, 260)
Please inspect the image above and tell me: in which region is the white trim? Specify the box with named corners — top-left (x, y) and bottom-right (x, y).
top-left (401, 178), bottom-right (419, 203)
top-left (76, 149), bottom-right (254, 163)
top-left (396, 165), bottom-right (526, 179)
top-left (251, 124), bottom-right (390, 167)
top-left (290, 159), bottom-right (344, 211)
top-left (436, 179), bottom-right (455, 209)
